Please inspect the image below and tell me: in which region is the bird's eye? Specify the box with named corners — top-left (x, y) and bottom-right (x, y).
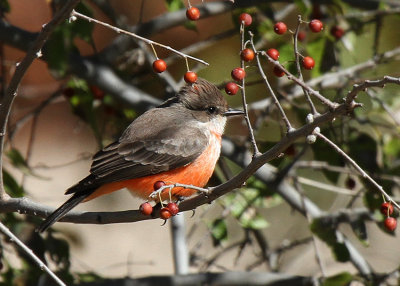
top-left (207, 106), bottom-right (217, 114)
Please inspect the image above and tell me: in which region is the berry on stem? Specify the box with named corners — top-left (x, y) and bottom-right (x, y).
top-left (240, 48), bottom-right (255, 62)
top-left (225, 82), bottom-right (239, 95)
top-left (152, 59), bottom-right (167, 73)
top-left (266, 48), bottom-right (280, 60)
top-left (274, 22), bottom-right (287, 35)
top-left (153, 180), bottom-right (166, 191)
top-left (381, 202), bottom-right (394, 216)
top-left (160, 207), bottom-right (172, 220)
top-left (166, 202), bottom-right (179, 216)
top-left (273, 66), bottom-right (285, 77)
top-left (184, 71), bottom-right (198, 83)
top-left (239, 13), bottom-right (252, 26)
top-left (297, 31), bottom-right (306, 42)
top-left (302, 56), bottom-right (315, 70)
top-left (139, 202), bottom-right (153, 216)
top-left (309, 19), bottom-right (323, 33)
top-left (231, 67), bottom-right (246, 81)
top-left (330, 26), bottom-right (344, 40)
top-left (384, 217), bottom-right (397, 232)
top-left (186, 7), bottom-right (200, 21)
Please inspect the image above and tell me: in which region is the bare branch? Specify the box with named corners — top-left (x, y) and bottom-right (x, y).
top-left (71, 10), bottom-right (209, 66)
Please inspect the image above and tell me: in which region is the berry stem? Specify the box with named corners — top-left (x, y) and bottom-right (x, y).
top-left (185, 57), bottom-right (190, 72)
top-left (70, 10), bottom-right (209, 67)
top-left (150, 43), bottom-right (159, 59)
top-left (239, 22), bottom-right (260, 157)
top-left (249, 32), bottom-right (294, 134)
top-left (294, 15), bottom-right (318, 115)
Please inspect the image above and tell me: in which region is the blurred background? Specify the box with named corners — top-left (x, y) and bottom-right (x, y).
top-left (1, 0), bottom-right (400, 285)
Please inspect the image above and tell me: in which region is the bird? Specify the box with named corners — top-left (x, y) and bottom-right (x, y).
top-left (38, 78), bottom-right (243, 232)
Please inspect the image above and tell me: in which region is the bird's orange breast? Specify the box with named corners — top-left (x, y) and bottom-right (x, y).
top-left (84, 133), bottom-right (222, 202)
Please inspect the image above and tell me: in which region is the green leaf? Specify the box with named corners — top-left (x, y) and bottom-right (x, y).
top-left (322, 272), bottom-right (353, 286)
top-left (209, 219), bottom-right (228, 246)
top-left (332, 242), bottom-right (350, 262)
top-left (0, 0), bottom-right (10, 13)
top-left (6, 148), bottom-right (48, 179)
top-left (45, 26), bottom-right (70, 77)
top-left (165, 0), bottom-right (184, 11)
top-left (349, 218), bottom-right (369, 246)
top-left (306, 37), bottom-right (327, 77)
top-left (77, 272), bottom-right (103, 283)
top-left (240, 213), bottom-right (269, 229)
top-left (2, 169), bottom-right (24, 197)
top-left (277, 43), bottom-right (294, 64)
top-left (348, 134), bottom-right (378, 173)
top-left (293, 0), bottom-right (310, 14)
top-left (6, 148), bottom-right (28, 169)
top-left (311, 218), bottom-right (350, 262)
top-left (70, 3), bottom-right (94, 42)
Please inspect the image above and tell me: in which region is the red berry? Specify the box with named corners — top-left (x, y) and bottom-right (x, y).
top-left (330, 26), bottom-right (344, 40)
top-left (381, 202), bottom-right (394, 216)
top-left (153, 180), bottom-right (166, 191)
top-left (139, 202), bottom-right (153, 216)
top-left (384, 217), bottom-right (397, 232)
top-left (266, 48), bottom-right (279, 60)
top-left (273, 66), bottom-right (285, 77)
top-left (309, 19), bottom-right (323, 33)
top-left (240, 48), bottom-right (255, 62)
top-left (239, 13), bottom-right (252, 26)
top-left (186, 7), bottom-right (200, 21)
top-left (274, 22), bottom-right (287, 35)
top-left (184, 71), bottom-right (198, 83)
top-left (90, 85), bottom-right (105, 100)
top-left (160, 207), bottom-right (172, 220)
top-left (345, 177), bottom-right (356, 190)
top-left (231, 67), bottom-right (246, 81)
top-left (166, 202), bottom-right (179, 216)
top-left (225, 82), bottom-right (239, 95)
top-left (152, 59), bottom-right (167, 73)
top-left (297, 31), bottom-right (306, 42)
top-left (302, 56), bottom-right (315, 70)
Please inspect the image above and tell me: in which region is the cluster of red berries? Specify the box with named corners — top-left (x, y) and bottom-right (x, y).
top-left (223, 13), bottom-right (255, 96)
top-left (381, 202), bottom-right (397, 232)
top-left (152, 58), bottom-right (198, 84)
top-left (151, 5), bottom-right (202, 83)
top-left (139, 180), bottom-right (180, 220)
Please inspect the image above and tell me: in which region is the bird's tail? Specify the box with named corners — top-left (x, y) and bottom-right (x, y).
top-left (37, 191), bottom-right (93, 233)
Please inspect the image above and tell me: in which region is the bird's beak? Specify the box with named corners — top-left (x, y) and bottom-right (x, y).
top-left (224, 108), bottom-right (244, 117)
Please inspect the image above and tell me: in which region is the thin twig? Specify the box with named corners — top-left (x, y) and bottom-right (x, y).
top-left (260, 52), bottom-right (338, 109)
top-left (293, 15), bottom-right (318, 115)
top-left (315, 131), bottom-right (400, 211)
top-left (294, 179), bottom-right (327, 277)
top-left (0, 222), bottom-right (66, 286)
top-left (368, 90), bottom-right (400, 125)
top-left (249, 32), bottom-right (294, 133)
top-left (346, 76), bottom-right (400, 104)
top-left (239, 25), bottom-right (260, 156)
top-left (71, 10), bottom-right (209, 67)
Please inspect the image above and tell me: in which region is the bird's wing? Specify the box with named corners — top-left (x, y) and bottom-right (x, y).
top-left (66, 117), bottom-right (209, 194)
